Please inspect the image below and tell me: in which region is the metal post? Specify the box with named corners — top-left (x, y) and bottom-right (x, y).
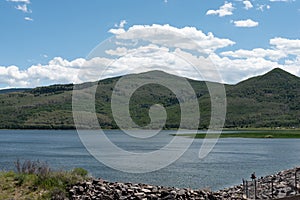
top-left (271, 179), bottom-right (274, 199)
top-left (251, 172), bottom-right (257, 200)
top-left (295, 169), bottom-right (298, 194)
top-left (243, 179), bottom-right (246, 197)
top-left (246, 180), bottom-right (249, 198)
top-left (254, 179), bottom-right (257, 200)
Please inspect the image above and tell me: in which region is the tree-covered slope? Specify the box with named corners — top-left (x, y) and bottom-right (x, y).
top-left (0, 68), bottom-right (299, 129)
top-left (225, 68), bottom-right (300, 128)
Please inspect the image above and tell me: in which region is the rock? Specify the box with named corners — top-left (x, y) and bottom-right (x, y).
top-left (127, 189), bottom-right (134, 193)
top-left (134, 192), bottom-right (145, 197)
top-left (178, 189), bottom-right (186, 196)
top-left (68, 167), bottom-right (300, 200)
top-left (99, 186), bottom-right (106, 191)
top-left (78, 186), bottom-right (84, 193)
top-left (141, 188), bottom-right (151, 193)
top-left (170, 190), bottom-right (176, 195)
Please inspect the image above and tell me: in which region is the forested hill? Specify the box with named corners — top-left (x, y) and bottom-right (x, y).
top-left (0, 68), bottom-right (299, 129)
top-left (225, 68), bottom-right (300, 128)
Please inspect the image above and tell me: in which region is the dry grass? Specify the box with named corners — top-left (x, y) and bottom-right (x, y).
top-left (0, 160), bottom-right (88, 200)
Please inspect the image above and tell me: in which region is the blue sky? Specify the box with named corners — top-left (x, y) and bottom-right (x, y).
top-left (0, 0), bottom-right (299, 88)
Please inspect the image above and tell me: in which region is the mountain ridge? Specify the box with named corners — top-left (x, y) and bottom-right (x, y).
top-left (0, 68), bottom-right (299, 129)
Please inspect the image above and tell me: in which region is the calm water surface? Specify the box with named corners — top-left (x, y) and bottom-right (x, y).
top-left (1, 129), bottom-right (300, 190)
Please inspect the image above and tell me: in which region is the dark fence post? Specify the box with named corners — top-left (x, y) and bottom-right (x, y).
top-left (242, 179), bottom-right (245, 195)
top-left (251, 172), bottom-right (257, 200)
top-left (295, 168), bottom-right (298, 194)
top-left (254, 179), bottom-right (257, 200)
top-left (271, 177), bottom-right (274, 199)
top-left (245, 180), bottom-right (249, 198)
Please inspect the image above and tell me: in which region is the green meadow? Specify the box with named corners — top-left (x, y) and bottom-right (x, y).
top-left (172, 129), bottom-right (300, 139)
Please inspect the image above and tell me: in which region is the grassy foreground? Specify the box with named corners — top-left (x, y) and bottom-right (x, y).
top-left (0, 160), bottom-right (88, 200)
top-left (173, 130), bottom-right (300, 139)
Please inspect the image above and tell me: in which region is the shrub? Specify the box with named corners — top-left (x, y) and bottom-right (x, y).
top-left (14, 159), bottom-right (50, 176)
top-left (264, 135), bottom-right (274, 138)
top-left (71, 167), bottom-right (88, 177)
top-left (11, 160), bottom-right (88, 199)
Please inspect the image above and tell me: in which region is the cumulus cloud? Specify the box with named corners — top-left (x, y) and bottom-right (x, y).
top-left (15, 4), bottom-right (31, 13)
top-left (93, 44), bottom-right (225, 83)
top-left (24, 17), bottom-right (33, 21)
top-left (270, 37), bottom-right (300, 55)
top-left (257, 4), bottom-right (271, 11)
top-left (243, 0), bottom-right (253, 9)
top-left (206, 2), bottom-right (235, 17)
top-left (217, 37), bottom-right (300, 82)
top-left (109, 24), bottom-right (235, 54)
top-left (115, 20), bottom-right (127, 28)
top-left (0, 47), bottom-right (216, 88)
top-left (0, 57), bottom-right (96, 88)
top-left (221, 48), bottom-right (286, 61)
top-left (1, 24), bottom-right (300, 88)
top-left (7, 0), bottom-right (30, 3)
top-left (7, 0), bottom-right (33, 20)
top-left (221, 37), bottom-right (300, 61)
top-left (105, 47), bottom-right (129, 56)
top-left (269, 0), bottom-right (292, 2)
top-left (233, 19), bottom-right (259, 27)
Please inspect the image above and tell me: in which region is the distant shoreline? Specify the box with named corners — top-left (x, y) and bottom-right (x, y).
top-left (172, 129), bottom-right (300, 139)
top-left (1, 127), bottom-right (300, 131)
top-left (3, 128), bottom-right (300, 139)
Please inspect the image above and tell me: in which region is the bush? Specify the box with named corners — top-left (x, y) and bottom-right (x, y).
top-left (264, 135), bottom-right (274, 138)
top-left (14, 159), bottom-right (50, 176)
top-left (11, 160), bottom-right (88, 199)
top-left (72, 167), bottom-right (88, 177)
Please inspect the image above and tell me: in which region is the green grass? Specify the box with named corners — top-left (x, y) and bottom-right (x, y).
top-left (172, 130), bottom-right (300, 139)
top-left (0, 160), bottom-right (88, 200)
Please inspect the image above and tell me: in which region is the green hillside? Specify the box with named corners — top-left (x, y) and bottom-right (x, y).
top-left (0, 68), bottom-right (299, 129)
top-left (225, 68), bottom-right (300, 128)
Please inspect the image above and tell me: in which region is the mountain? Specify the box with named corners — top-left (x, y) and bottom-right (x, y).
top-left (225, 68), bottom-right (300, 128)
top-left (0, 68), bottom-right (299, 129)
top-left (0, 88), bottom-right (31, 94)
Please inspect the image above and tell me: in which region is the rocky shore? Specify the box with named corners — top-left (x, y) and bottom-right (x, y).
top-left (69, 167), bottom-right (300, 200)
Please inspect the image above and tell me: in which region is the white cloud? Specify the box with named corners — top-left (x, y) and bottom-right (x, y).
top-left (0, 57), bottom-right (99, 88)
top-left (109, 28), bottom-right (125, 35)
top-left (94, 45), bottom-right (224, 83)
top-left (110, 20), bottom-right (128, 35)
top-left (209, 53), bottom-right (282, 83)
top-left (115, 20), bottom-right (127, 28)
top-left (7, 0), bottom-right (30, 3)
top-left (109, 24), bottom-right (235, 54)
top-left (243, 0), bottom-right (253, 9)
top-left (216, 37), bottom-right (300, 83)
top-left (221, 37), bottom-right (300, 61)
top-left (105, 47), bottom-right (129, 56)
top-left (257, 4), bottom-right (271, 11)
top-left (270, 37), bottom-right (300, 55)
top-left (1, 24), bottom-right (300, 88)
top-left (269, 0), bottom-right (291, 2)
top-left (233, 19), bottom-right (259, 27)
top-left (24, 17), bottom-right (33, 21)
top-left (221, 48), bottom-right (286, 61)
top-left (15, 4), bottom-right (31, 13)
top-left (206, 2), bottom-right (234, 17)
top-left (7, 0), bottom-right (33, 20)
top-left (119, 20), bottom-right (127, 28)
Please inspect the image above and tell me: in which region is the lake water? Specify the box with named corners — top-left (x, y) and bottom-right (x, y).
top-left (1, 129), bottom-right (300, 190)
